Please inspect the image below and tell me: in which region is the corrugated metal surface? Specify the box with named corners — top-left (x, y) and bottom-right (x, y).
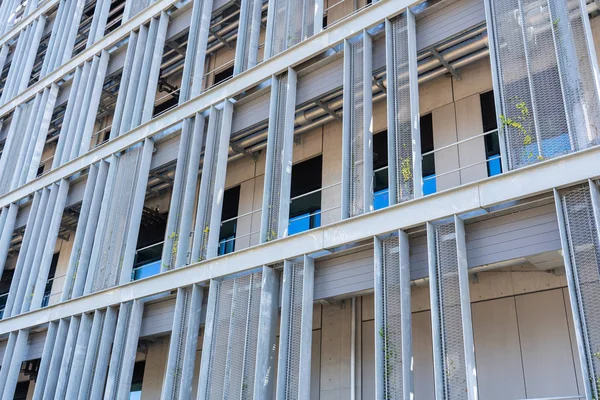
top-left (416, 0), bottom-right (485, 50)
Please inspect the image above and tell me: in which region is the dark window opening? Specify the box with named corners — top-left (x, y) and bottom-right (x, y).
top-left (0, 268), bottom-right (13, 318)
top-left (105, 0), bottom-right (126, 36)
top-left (214, 66), bottom-right (234, 86)
top-left (373, 131), bottom-right (389, 210)
top-left (13, 381), bottom-right (29, 400)
top-left (289, 156), bottom-right (322, 235)
top-left (152, 94), bottom-right (179, 118)
top-left (420, 113), bottom-right (436, 195)
top-left (37, 164), bottom-right (45, 177)
top-left (133, 216), bottom-right (167, 281)
top-left (480, 91), bottom-right (502, 177)
top-left (322, 15), bottom-right (328, 29)
top-left (219, 185), bottom-right (241, 255)
top-left (41, 252), bottom-right (59, 308)
top-left (129, 360), bottom-right (146, 399)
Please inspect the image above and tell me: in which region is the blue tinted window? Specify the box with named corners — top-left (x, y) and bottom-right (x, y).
top-left (423, 175), bottom-right (436, 196)
top-left (487, 155), bottom-right (502, 177)
top-left (289, 211), bottom-right (321, 235)
top-left (218, 235), bottom-right (235, 255)
top-left (522, 133), bottom-right (571, 162)
top-left (374, 189), bottom-right (389, 210)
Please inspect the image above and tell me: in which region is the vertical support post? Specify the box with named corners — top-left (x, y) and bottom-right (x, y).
top-left (253, 265), bottom-right (281, 399)
top-left (298, 255), bottom-right (315, 399)
top-left (0, 204), bottom-right (18, 276)
top-left (197, 279), bottom-right (219, 399)
top-left (275, 261), bottom-right (292, 400)
top-left (64, 312), bottom-right (93, 399)
top-left (0, 330), bottom-right (29, 400)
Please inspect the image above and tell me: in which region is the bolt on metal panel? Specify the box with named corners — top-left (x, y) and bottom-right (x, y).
top-left (427, 218), bottom-right (478, 400)
top-left (261, 68), bottom-right (297, 242)
top-left (485, 0), bottom-right (600, 170)
top-left (374, 233), bottom-right (413, 400)
top-left (385, 10), bottom-right (421, 205)
top-left (342, 32), bottom-right (373, 219)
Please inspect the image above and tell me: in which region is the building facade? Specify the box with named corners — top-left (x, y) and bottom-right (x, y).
top-left (0, 0), bottom-right (599, 398)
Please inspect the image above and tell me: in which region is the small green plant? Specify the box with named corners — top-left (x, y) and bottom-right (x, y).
top-left (500, 97), bottom-right (539, 161)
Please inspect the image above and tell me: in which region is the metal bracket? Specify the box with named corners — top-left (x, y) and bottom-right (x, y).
top-left (210, 28), bottom-right (233, 49)
top-left (230, 142), bottom-right (258, 160)
top-left (429, 46), bottom-right (461, 80)
top-left (315, 99), bottom-right (342, 122)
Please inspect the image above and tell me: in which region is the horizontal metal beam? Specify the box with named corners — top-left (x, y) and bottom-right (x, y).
top-left (1, 145), bottom-right (600, 334)
top-left (0, 0), bottom-right (410, 210)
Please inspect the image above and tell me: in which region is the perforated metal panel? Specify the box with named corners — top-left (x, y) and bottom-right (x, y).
top-left (163, 284), bottom-right (203, 400)
top-left (193, 107), bottom-right (224, 262)
top-left (200, 271), bottom-right (263, 400)
top-left (261, 70), bottom-right (297, 242)
top-left (386, 11), bottom-right (420, 204)
top-left (52, 53), bottom-right (110, 168)
top-left (0, 86), bottom-right (58, 195)
top-left (428, 220), bottom-right (476, 400)
top-left (234, 0), bottom-right (262, 74)
top-left (342, 34), bottom-right (373, 218)
top-left (375, 235), bottom-right (413, 399)
top-left (276, 257), bottom-right (315, 399)
top-left (486, 0), bottom-right (600, 170)
top-left (264, 0), bottom-right (318, 59)
top-left (556, 183), bottom-right (600, 399)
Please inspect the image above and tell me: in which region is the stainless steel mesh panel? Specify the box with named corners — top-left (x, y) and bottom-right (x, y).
top-left (56, 315), bottom-right (81, 399)
top-left (266, 73), bottom-right (288, 241)
top-left (173, 287), bottom-right (191, 400)
top-left (284, 259), bottom-right (305, 398)
top-left (347, 39), bottom-right (365, 217)
top-left (196, 108), bottom-right (224, 261)
top-left (560, 184), bottom-right (600, 398)
top-left (91, 148), bottom-right (142, 292)
top-left (84, 309), bottom-right (107, 399)
top-left (433, 222), bottom-right (468, 399)
top-left (205, 271), bottom-right (263, 399)
top-left (380, 236), bottom-right (404, 398)
top-left (35, 321), bottom-right (59, 397)
top-left (488, 0), bottom-right (600, 170)
top-left (387, 14), bottom-right (414, 204)
top-left (266, 0), bottom-right (315, 57)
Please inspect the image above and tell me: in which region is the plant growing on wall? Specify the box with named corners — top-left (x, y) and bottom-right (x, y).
top-left (398, 142), bottom-right (413, 200)
top-left (499, 97), bottom-right (543, 161)
top-left (379, 324), bottom-right (396, 399)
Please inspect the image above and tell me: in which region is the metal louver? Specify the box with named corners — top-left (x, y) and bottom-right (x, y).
top-left (427, 217), bottom-right (477, 400)
top-left (264, 0), bottom-right (322, 59)
top-left (191, 101), bottom-right (234, 262)
top-left (0, 17), bottom-right (46, 104)
top-left (162, 284), bottom-right (204, 399)
top-left (0, 85), bottom-right (59, 195)
top-left (198, 270), bottom-right (263, 399)
top-left (275, 256), bottom-right (315, 399)
top-left (0, 204), bottom-right (18, 277)
top-left (233, 0), bottom-right (262, 74)
top-left (3, 180), bottom-right (69, 318)
top-left (261, 69), bottom-right (297, 242)
top-left (109, 13), bottom-right (169, 139)
top-left (554, 181), bottom-right (600, 399)
top-left (385, 11), bottom-right (421, 205)
top-left (342, 32), bottom-right (373, 218)
top-left (161, 114), bottom-right (206, 271)
top-left (374, 233), bottom-right (413, 399)
top-left (53, 53), bottom-right (110, 168)
top-left (84, 139), bottom-right (154, 294)
top-left (0, 330), bottom-right (30, 399)
top-left (484, 0), bottom-right (600, 170)
top-left (40, 0), bottom-right (86, 78)
top-left (104, 300), bottom-right (145, 399)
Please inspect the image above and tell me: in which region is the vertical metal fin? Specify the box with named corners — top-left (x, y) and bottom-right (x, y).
top-left (342, 32), bottom-right (373, 219)
top-left (385, 11), bottom-right (421, 204)
top-left (0, 330), bottom-right (29, 400)
top-left (275, 255), bottom-right (315, 399)
top-left (197, 270), bottom-right (264, 400)
top-left (261, 68), bottom-right (298, 242)
top-left (264, 0), bottom-right (321, 59)
top-left (162, 284), bottom-right (204, 400)
top-left (374, 233), bottom-right (413, 399)
top-left (554, 181), bottom-right (600, 400)
top-left (233, 0), bottom-right (262, 75)
top-left (191, 101), bottom-right (234, 261)
top-left (427, 219), bottom-right (478, 400)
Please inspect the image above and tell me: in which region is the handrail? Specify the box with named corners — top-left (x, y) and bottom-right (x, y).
top-left (422, 128), bottom-right (499, 157)
top-left (289, 181), bottom-right (342, 202)
top-left (517, 396), bottom-right (585, 400)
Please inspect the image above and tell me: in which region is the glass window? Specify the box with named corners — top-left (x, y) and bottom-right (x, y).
top-left (218, 186), bottom-right (241, 255)
top-left (421, 113), bottom-right (436, 195)
top-left (289, 156), bottom-right (322, 234)
top-left (129, 361), bottom-right (145, 399)
top-left (41, 253), bottom-right (59, 308)
top-left (132, 242), bottom-right (163, 281)
top-left (480, 91), bottom-right (502, 177)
